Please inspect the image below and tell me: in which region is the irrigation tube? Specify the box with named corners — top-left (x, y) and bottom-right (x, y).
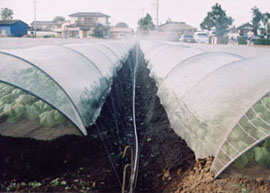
top-left (130, 44), bottom-right (140, 192)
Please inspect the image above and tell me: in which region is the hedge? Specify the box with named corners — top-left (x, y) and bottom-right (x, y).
top-left (253, 39), bottom-right (270, 45)
top-left (238, 37), bottom-right (247, 45)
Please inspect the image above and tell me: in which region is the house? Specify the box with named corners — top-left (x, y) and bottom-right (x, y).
top-left (65, 12), bottom-right (110, 38)
top-left (0, 20), bottom-right (28, 37)
top-left (110, 27), bottom-right (133, 39)
top-left (31, 21), bottom-right (56, 31)
top-left (158, 21), bottom-right (196, 40)
top-left (53, 20), bottom-right (70, 38)
top-left (236, 23), bottom-right (253, 36)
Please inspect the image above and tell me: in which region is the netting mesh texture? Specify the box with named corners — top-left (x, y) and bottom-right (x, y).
top-left (140, 40), bottom-right (270, 178)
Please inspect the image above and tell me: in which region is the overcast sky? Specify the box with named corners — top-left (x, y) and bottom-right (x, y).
top-left (1, 0), bottom-right (269, 29)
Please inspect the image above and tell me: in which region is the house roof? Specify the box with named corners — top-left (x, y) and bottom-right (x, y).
top-left (159, 22), bottom-right (196, 32)
top-left (236, 23), bottom-right (253, 30)
top-left (110, 27), bottom-right (133, 33)
top-left (31, 21), bottom-right (55, 25)
top-left (66, 24), bottom-right (78, 28)
top-left (0, 20), bottom-right (28, 26)
top-left (69, 12), bottom-right (110, 18)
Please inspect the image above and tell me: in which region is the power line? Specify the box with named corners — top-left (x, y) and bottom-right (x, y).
top-left (156, 0), bottom-right (159, 35)
top-left (33, 0), bottom-right (37, 37)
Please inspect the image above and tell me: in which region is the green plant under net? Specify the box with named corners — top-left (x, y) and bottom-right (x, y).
top-left (221, 93), bottom-right (270, 169)
top-left (0, 82), bottom-right (72, 128)
top-left (234, 138), bottom-right (270, 169)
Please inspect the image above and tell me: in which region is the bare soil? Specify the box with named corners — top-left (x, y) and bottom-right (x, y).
top-left (163, 157), bottom-right (270, 193)
top-left (0, 135), bottom-right (119, 192)
top-left (1, 47), bottom-right (270, 193)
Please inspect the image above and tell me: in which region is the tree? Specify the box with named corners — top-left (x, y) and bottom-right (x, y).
top-left (53, 16), bottom-right (65, 23)
top-left (92, 23), bottom-right (109, 38)
top-left (137, 13), bottom-right (155, 34)
top-left (263, 13), bottom-right (270, 38)
top-left (262, 12), bottom-right (270, 26)
top-left (200, 3), bottom-right (233, 37)
top-left (251, 6), bottom-right (263, 35)
top-left (115, 22), bottom-right (129, 28)
top-left (1, 8), bottom-right (14, 20)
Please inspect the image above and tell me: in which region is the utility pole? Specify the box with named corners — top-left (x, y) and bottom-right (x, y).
top-left (156, 0), bottom-right (159, 35)
top-left (33, 0), bottom-right (37, 37)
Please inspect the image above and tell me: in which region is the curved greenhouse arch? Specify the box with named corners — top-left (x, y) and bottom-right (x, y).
top-left (2, 45), bottom-right (111, 126)
top-left (98, 43), bottom-right (121, 60)
top-left (180, 56), bottom-right (270, 158)
top-left (0, 51), bottom-right (86, 135)
top-left (161, 52), bottom-right (244, 86)
top-left (0, 80), bottom-right (84, 136)
top-left (63, 44), bottom-right (116, 79)
top-left (63, 46), bottom-right (104, 77)
top-left (106, 42), bottom-right (125, 57)
top-left (212, 88), bottom-right (270, 177)
top-left (0, 41), bottom-right (135, 140)
top-left (87, 44), bottom-right (118, 66)
top-left (140, 40), bottom-right (270, 180)
top-left (112, 42), bottom-right (125, 54)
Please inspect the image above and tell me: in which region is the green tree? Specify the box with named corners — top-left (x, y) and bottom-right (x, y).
top-left (92, 23), bottom-right (109, 38)
top-left (263, 13), bottom-right (270, 38)
top-left (53, 16), bottom-right (65, 23)
top-left (137, 13), bottom-right (155, 34)
top-left (200, 3), bottom-right (233, 37)
top-left (251, 6), bottom-right (263, 35)
top-left (262, 12), bottom-right (270, 35)
top-left (262, 12), bottom-right (270, 26)
top-left (115, 22), bottom-right (129, 28)
top-left (1, 8), bottom-right (14, 20)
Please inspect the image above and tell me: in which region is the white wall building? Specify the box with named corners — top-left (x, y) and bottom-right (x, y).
top-left (63, 12), bottom-right (110, 38)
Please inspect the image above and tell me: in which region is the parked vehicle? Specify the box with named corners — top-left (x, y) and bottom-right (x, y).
top-left (194, 32), bottom-right (209, 43)
top-left (179, 34), bottom-right (195, 43)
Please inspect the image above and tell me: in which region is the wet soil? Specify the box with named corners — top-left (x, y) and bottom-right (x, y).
top-left (0, 46), bottom-right (195, 192)
top-left (0, 135), bottom-right (118, 192)
top-left (134, 46), bottom-right (195, 192)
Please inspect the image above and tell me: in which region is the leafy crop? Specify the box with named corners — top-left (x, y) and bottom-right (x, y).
top-left (0, 82), bottom-right (71, 128)
top-left (233, 139), bottom-right (270, 169)
top-left (28, 181), bottom-right (42, 188)
top-left (9, 67), bottom-right (71, 108)
top-left (221, 94), bottom-right (270, 169)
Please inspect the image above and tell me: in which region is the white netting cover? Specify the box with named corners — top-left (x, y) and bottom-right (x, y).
top-left (0, 41), bottom-right (135, 138)
top-left (140, 40), bottom-right (270, 177)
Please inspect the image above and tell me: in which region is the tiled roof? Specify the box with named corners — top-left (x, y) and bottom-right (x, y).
top-left (159, 22), bottom-right (196, 32)
top-left (31, 21), bottom-right (55, 25)
top-left (0, 20), bottom-right (27, 25)
top-left (69, 12), bottom-right (110, 18)
top-left (236, 23), bottom-right (253, 30)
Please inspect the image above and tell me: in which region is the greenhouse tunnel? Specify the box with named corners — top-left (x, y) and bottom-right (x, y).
top-left (0, 41), bottom-right (195, 193)
top-left (140, 40), bottom-right (270, 180)
top-left (0, 41), bottom-right (135, 140)
top-left (2, 38), bottom-right (270, 189)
